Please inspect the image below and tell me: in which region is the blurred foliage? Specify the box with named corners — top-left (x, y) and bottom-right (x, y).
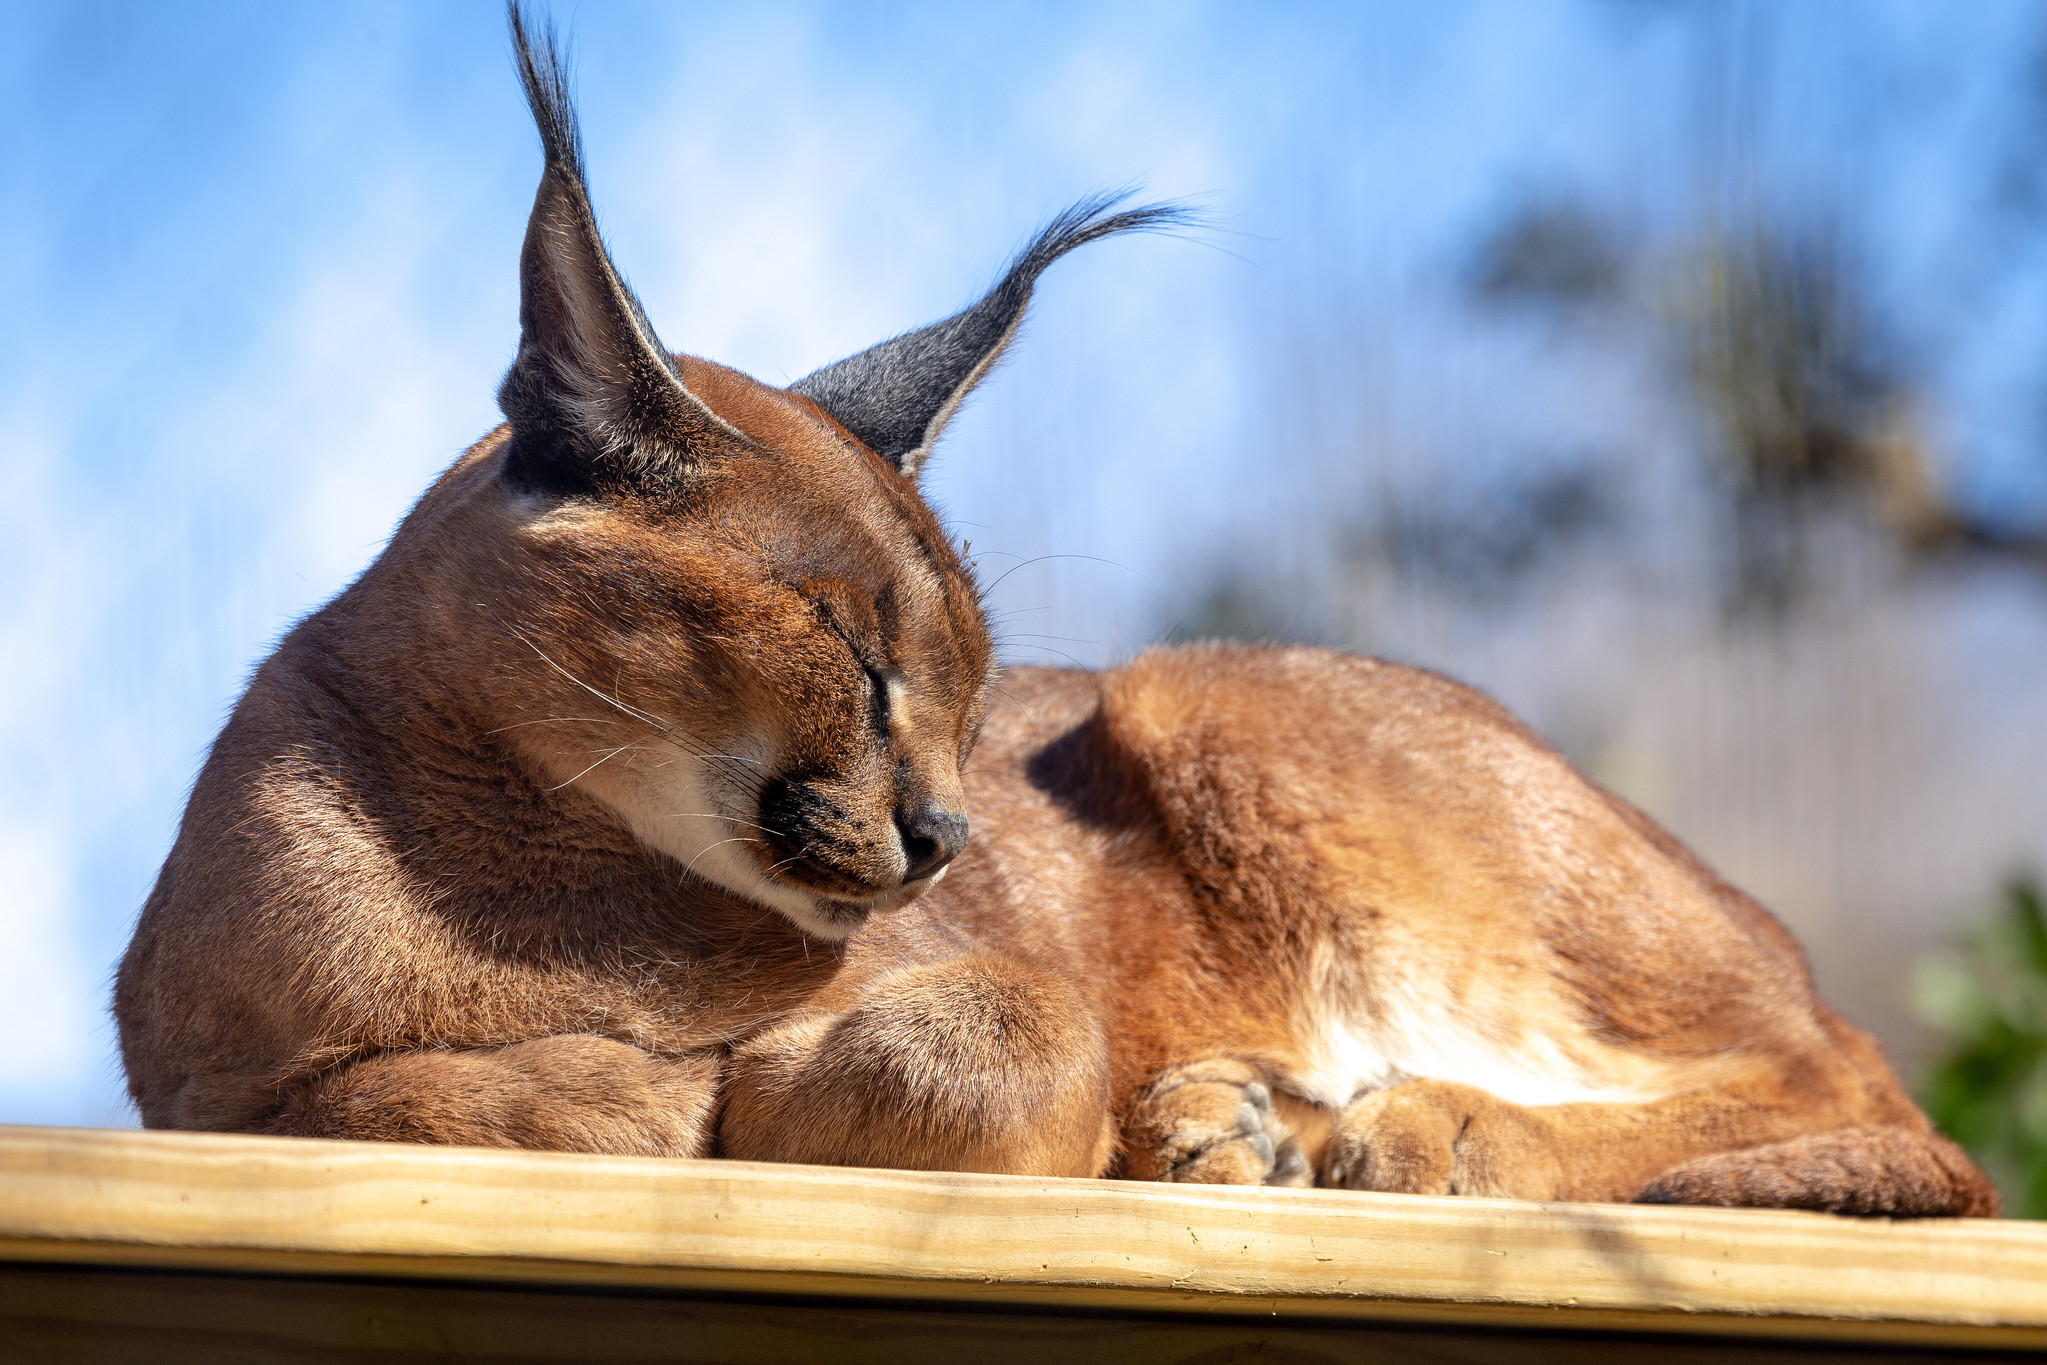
top-left (1468, 197), bottom-right (1626, 311)
top-left (1680, 231), bottom-right (1885, 500)
top-left (1467, 199), bottom-right (1956, 617)
top-left (1675, 224), bottom-right (2047, 604)
top-left (1166, 460), bottom-right (1618, 648)
top-left (1672, 228), bottom-right (1959, 614)
top-left (1343, 462), bottom-right (1616, 601)
top-left (1176, 181), bottom-right (2047, 642)
top-left (1913, 876), bottom-right (2047, 1219)
top-left (1166, 576), bottom-right (1322, 647)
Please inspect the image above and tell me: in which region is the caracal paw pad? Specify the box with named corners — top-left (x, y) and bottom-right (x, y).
top-left (1322, 1079), bottom-right (1559, 1200)
top-left (1129, 1059), bottom-right (1310, 1187)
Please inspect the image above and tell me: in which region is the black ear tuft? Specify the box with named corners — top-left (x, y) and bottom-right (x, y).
top-left (498, 2), bottom-right (739, 493)
top-left (508, 2), bottom-right (586, 192)
top-left (790, 191), bottom-right (1199, 478)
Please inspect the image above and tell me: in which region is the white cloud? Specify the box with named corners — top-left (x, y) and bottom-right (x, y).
top-left (0, 825), bottom-right (95, 1090)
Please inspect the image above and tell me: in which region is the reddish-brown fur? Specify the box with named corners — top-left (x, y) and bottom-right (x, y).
top-left (113, 9), bottom-right (1995, 1217)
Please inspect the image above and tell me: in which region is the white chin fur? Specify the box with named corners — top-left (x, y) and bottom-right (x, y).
top-left (775, 871), bottom-right (946, 941)
top-left (625, 800), bottom-right (858, 939)
top-left (565, 738), bottom-right (928, 941)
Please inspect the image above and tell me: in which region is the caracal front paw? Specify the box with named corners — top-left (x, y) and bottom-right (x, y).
top-left (1123, 1058), bottom-right (1312, 1187)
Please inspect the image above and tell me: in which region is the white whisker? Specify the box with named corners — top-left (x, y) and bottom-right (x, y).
top-left (684, 835), bottom-right (762, 879)
top-left (509, 628), bottom-right (673, 732)
top-left (546, 744), bottom-right (637, 791)
top-left (766, 844), bottom-right (816, 876)
top-left (483, 716), bottom-right (610, 734)
top-left (666, 811), bottom-right (782, 837)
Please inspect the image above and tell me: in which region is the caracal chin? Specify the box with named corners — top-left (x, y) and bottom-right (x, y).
top-left (113, 2), bottom-right (1995, 1216)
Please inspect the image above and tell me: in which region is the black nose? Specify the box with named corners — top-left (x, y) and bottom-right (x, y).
top-left (896, 806), bottom-right (968, 881)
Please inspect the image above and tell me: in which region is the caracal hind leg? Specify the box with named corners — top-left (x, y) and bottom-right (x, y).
top-left (1321, 1078), bottom-right (1995, 1213)
top-left (1323, 1080), bottom-right (1568, 1199)
top-left (1639, 1126), bottom-right (1998, 1216)
top-left (1321, 1078), bottom-right (1796, 1203)
top-left (1123, 1058), bottom-right (1313, 1187)
top-left (262, 1034), bottom-right (722, 1156)
top-left (718, 953), bottom-right (1113, 1177)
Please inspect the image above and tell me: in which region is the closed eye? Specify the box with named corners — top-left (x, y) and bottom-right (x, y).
top-left (864, 663), bottom-right (891, 736)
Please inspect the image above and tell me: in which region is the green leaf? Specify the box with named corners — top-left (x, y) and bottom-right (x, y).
top-left (1915, 875), bottom-right (2047, 1218)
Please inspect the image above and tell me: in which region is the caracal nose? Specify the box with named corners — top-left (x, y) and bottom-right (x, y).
top-left (897, 806), bottom-right (968, 882)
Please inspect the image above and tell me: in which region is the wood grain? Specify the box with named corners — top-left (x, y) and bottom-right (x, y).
top-left (0, 1125), bottom-right (2042, 1351)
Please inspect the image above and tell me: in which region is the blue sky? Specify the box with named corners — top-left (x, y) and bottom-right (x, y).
top-left (6, 1), bottom-right (2047, 1127)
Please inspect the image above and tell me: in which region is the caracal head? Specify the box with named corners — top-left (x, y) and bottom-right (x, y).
top-left (415, 6), bottom-right (1185, 940)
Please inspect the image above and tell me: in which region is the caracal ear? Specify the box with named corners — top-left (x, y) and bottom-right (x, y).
top-left (790, 192), bottom-right (1196, 479)
top-left (498, 3), bottom-right (740, 491)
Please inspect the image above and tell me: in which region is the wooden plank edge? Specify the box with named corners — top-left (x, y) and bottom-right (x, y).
top-left (4, 1125), bottom-right (2044, 1349)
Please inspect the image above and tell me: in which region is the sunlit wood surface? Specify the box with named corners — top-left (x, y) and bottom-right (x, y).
top-left (0, 1124), bottom-right (2041, 1360)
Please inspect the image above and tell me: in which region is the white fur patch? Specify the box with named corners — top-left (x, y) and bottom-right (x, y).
top-left (560, 727), bottom-right (867, 940)
top-left (884, 675), bottom-right (910, 737)
top-left (1286, 942), bottom-right (1665, 1110)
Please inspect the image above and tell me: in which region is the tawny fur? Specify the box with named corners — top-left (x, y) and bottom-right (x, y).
top-left (113, 5), bottom-right (1995, 1218)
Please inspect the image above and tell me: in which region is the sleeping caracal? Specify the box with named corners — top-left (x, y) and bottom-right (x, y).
top-left (114, 5), bottom-right (1995, 1216)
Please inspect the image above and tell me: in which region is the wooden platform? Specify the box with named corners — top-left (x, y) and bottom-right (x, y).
top-left (0, 1124), bottom-right (2041, 1361)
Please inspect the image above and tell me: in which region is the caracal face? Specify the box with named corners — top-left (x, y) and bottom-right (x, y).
top-left (467, 358), bottom-right (993, 942)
